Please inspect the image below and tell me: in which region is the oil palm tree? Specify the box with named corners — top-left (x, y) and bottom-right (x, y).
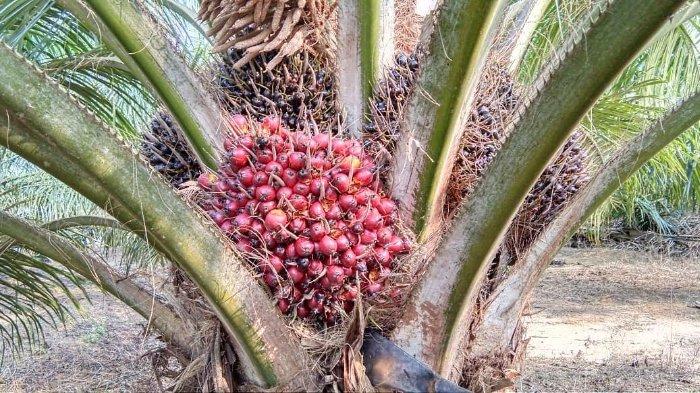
top-left (0, 0), bottom-right (698, 391)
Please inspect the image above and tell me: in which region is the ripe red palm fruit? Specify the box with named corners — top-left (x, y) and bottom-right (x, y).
top-left (341, 249), bottom-right (357, 268)
top-left (229, 114), bottom-right (248, 132)
top-left (332, 173), bottom-right (351, 193)
top-left (238, 167), bottom-right (255, 187)
top-left (354, 168), bottom-right (374, 186)
top-left (265, 209), bottom-right (288, 230)
top-left (317, 235), bottom-right (338, 256)
top-left (287, 266), bottom-right (305, 284)
top-left (377, 198), bottom-right (397, 216)
top-left (288, 152), bottom-right (306, 170)
top-left (309, 222), bottom-right (327, 241)
top-left (308, 201), bottom-right (325, 219)
top-left (277, 298), bottom-right (290, 313)
top-left (262, 116), bottom-right (280, 132)
top-left (255, 185), bottom-right (276, 202)
top-left (288, 194), bottom-right (308, 210)
top-left (277, 186), bottom-right (293, 200)
top-left (229, 148), bottom-right (248, 168)
top-left (198, 173), bottom-right (218, 190)
top-left (336, 235), bottom-right (351, 252)
top-left (289, 217), bottom-right (306, 233)
top-left (326, 265), bottom-right (345, 286)
top-left (295, 237), bottom-right (314, 257)
top-left (198, 117), bottom-right (410, 325)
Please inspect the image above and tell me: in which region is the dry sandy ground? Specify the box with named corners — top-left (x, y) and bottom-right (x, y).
top-left (518, 248), bottom-right (700, 392)
top-left (0, 247), bottom-right (697, 392)
top-left (0, 292), bottom-right (162, 392)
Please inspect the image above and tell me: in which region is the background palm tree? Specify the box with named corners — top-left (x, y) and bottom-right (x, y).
top-left (0, 0), bottom-right (697, 391)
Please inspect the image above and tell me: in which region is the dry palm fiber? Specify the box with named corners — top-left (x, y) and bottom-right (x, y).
top-left (216, 47), bottom-right (340, 133)
top-left (394, 0), bottom-right (422, 53)
top-left (140, 113), bottom-right (202, 186)
top-left (199, 0), bottom-right (335, 70)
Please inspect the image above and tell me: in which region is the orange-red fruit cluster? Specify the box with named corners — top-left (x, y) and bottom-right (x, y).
top-left (198, 115), bottom-right (409, 325)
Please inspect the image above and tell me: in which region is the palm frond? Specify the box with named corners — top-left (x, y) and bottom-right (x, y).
top-left (0, 247), bottom-right (86, 359)
top-left (0, 149), bottom-right (166, 271)
top-left (581, 13), bottom-right (700, 237)
top-left (142, 0), bottom-right (213, 68)
top-left (516, 0), bottom-right (700, 237)
top-left (0, 149), bottom-right (97, 221)
top-left (0, 0), bottom-right (156, 139)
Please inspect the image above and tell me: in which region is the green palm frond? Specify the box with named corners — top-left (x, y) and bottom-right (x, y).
top-left (517, 0), bottom-right (593, 83)
top-left (0, 149), bottom-right (96, 221)
top-left (142, 0), bottom-right (213, 68)
top-left (54, 222), bottom-right (167, 273)
top-left (0, 247), bottom-right (86, 358)
top-left (1, 149), bottom-right (167, 270)
top-left (517, 0), bottom-right (700, 237)
top-left (0, 0), bottom-right (156, 139)
top-left (581, 13), bottom-right (700, 237)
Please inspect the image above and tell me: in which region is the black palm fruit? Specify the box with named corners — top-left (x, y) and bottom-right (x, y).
top-left (140, 113), bottom-right (202, 187)
top-left (216, 48), bottom-right (340, 134)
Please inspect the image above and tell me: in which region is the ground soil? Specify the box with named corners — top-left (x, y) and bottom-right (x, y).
top-left (1, 247), bottom-right (697, 392)
top-left (0, 290), bottom-right (162, 392)
top-left (518, 248), bottom-right (700, 392)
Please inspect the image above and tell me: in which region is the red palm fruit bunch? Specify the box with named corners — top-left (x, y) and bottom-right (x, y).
top-left (197, 115), bottom-right (409, 326)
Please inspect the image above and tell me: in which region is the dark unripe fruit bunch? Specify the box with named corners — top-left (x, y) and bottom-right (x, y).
top-left (217, 48), bottom-right (339, 133)
top-left (363, 53), bottom-right (420, 176)
top-left (141, 113), bottom-right (201, 186)
top-left (198, 115), bottom-right (409, 325)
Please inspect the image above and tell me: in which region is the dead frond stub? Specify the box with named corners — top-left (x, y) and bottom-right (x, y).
top-left (199, 0), bottom-right (336, 70)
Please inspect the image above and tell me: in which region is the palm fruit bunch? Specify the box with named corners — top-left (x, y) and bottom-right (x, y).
top-left (197, 115), bottom-right (409, 326)
top-left (365, 55), bottom-right (588, 252)
top-left (217, 48), bottom-right (339, 133)
top-left (446, 61), bottom-right (589, 257)
top-left (363, 52), bottom-right (420, 175)
top-left (445, 65), bottom-right (516, 214)
top-left (505, 131), bottom-right (589, 250)
top-left (141, 113), bottom-right (202, 186)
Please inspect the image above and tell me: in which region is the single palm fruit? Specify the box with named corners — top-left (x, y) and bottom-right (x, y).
top-left (199, 116), bottom-right (409, 326)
